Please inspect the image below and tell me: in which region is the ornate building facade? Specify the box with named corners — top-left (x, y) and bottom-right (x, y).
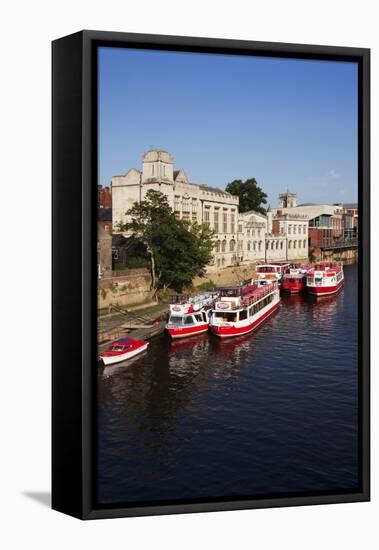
top-left (112, 150), bottom-right (239, 270)
top-left (111, 152), bottom-right (310, 271)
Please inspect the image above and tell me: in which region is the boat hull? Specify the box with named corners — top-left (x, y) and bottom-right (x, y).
top-left (210, 301), bottom-right (279, 339)
top-left (100, 342), bottom-right (149, 366)
top-left (307, 278), bottom-right (344, 296)
top-left (282, 283), bottom-right (306, 294)
top-left (166, 323), bottom-right (209, 339)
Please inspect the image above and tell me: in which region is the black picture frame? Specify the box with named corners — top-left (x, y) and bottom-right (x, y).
top-left (52, 30), bottom-right (370, 520)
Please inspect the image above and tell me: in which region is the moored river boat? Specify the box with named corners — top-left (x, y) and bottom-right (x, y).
top-left (166, 291), bottom-right (219, 338)
top-left (209, 280), bottom-right (280, 338)
top-left (255, 263), bottom-right (291, 289)
top-left (99, 337), bottom-right (149, 366)
top-left (282, 264), bottom-right (312, 294)
top-left (306, 261), bottom-right (344, 296)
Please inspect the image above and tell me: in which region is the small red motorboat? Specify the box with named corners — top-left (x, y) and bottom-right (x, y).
top-left (99, 337), bottom-right (149, 366)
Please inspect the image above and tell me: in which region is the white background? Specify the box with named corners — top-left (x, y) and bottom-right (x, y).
top-left (1, 0), bottom-right (376, 547)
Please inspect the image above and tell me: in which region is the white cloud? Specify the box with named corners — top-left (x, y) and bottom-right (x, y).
top-left (328, 169), bottom-right (341, 179)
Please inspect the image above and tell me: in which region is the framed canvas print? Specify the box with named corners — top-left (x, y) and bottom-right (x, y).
top-left (52, 30), bottom-right (370, 519)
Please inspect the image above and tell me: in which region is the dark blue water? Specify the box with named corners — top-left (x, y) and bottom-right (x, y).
top-left (97, 264), bottom-right (359, 504)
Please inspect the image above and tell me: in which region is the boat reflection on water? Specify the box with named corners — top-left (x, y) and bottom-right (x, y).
top-left (102, 351), bottom-right (148, 379)
top-left (168, 333), bottom-right (210, 375)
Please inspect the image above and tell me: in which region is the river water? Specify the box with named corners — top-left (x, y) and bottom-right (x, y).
top-left (97, 264), bottom-right (359, 505)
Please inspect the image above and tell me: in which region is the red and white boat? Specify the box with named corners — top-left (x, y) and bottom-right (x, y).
top-left (306, 262), bottom-right (344, 296)
top-left (166, 292), bottom-right (218, 338)
top-left (209, 280), bottom-right (280, 338)
top-left (255, 263), bottom-right (291, 289)
top-left (282, 264), bottom-right (312, 294)
top-left (99, 337), bottom-right (149, 366)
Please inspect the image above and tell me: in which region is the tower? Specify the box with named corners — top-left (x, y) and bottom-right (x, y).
top-left (279, 192), bottom-right (297, 209)
top-left (141, 150), bottom-right (174, 184)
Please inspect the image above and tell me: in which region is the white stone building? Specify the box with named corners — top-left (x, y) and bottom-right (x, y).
top-left (112, 150), bottom-right (239, 270)
top-left (267, 209), bottom-right (309, 261)
top-left (237, 211), bottom-right (267, 263)
top-left (112, 154), bottom-right (312, 271)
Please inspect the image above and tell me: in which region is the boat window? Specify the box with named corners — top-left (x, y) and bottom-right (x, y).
top-left (169, 315), bottom-right (183, 325)
top-left (195, 314), bottom-right (203, 322)
top-left (184, 316), bottom-right (195, 325)
top-left (111, 345), bottom-right (125, 351)
top-left (239, 310), bottom-right (248, 320)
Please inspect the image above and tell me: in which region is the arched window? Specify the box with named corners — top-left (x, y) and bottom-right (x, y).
top-left (271, 241), bottom-right (274, 250)
top-left (247, 241), bottom-right (251, 251)
top-left (294, 240), bottom-right (297, 248)
top-left (303, 239), bottom-right (306, 248)
top-left (221, 240), bottom-right (226, 252)
top-left (258, 241), bottom-right (262, 251)
top-left (266, 241), bottom-right (269, 250)
top-left (298, 240), bottom-right (301, 248)
top-left (253, 241), bottom-right (256, 251)
top-left (280, 241), bottom-right (283, 250)
top-left (216, 240), bottom-right (221, 253)
top-left (230, 239), bottom-right (236, 252)
top-left (289, 240), bottom-right (292, 249)
top-left (221, 257), bottom-right (225, 266)
top-left (276, 241), bottom-right (279, 250)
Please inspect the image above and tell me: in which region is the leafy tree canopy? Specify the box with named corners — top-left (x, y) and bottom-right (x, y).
top-left (117, 190), bottom-right (215, 292)
top-left (226, 178), bottom-right (268, 214)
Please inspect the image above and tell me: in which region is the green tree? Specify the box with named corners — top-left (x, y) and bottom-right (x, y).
top-left (226, 178), bottom-right (268, 214)
top-left (117, 190), bottom-right (215, 292)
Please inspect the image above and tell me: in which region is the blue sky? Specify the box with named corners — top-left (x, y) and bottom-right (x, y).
top-left (98, 47), bottom-right (358, 206)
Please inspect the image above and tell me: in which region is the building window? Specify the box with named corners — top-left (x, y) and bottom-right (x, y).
top-left (294, 240), bottom-right (297, 248)
top-left (204, 209), bottom-right (210, 228)
top-left (247, 241), bottom-right (251, 251)
top-left (280, 241), bottom-right (283, 250)
top-left (258, 229), bottom-right (261, 237)
top-left (221, 240), bottom-right (226, 252)
top-left (230, 239), bottom-right (236, 252)
top-left (183, 198), bottom-right (190, 212)
top-left (258, 241), bottom-right (262, 251)
top-left (216, 240), bottom-right (221, 252)
top-left (253, 241), bottom-right (256, 251)
top-left (266, 241), bottom-right (269, 250)
top-left (288, 225), bottom-right (292, 234)
top-left (293, 225), bottom-right (297, 234)
top-left (192, 213), bottom-right (197, 223)
top-left (299, 240), bottom-right (302, 248)
top-left (303, 239), bottom-right (306, 248)
top-left (231, 213), bottom-right (235, 234)
top-left (303, 225), bottom-right (306, 234)
top-left (214, 210), bottom-right (219, 232)
top-left (174, 195), bottom-right (180, 212)
top-left (271, 241), bottom-right (274, 250)
top-left (192, 198), bottom-right (197, 213)
top-left (276, 241), bottom-right (279, 250)
top-left (238, 224), bottom-right (243, 233)
top-left (289, 240), bottom-right (292, 249)
top-left (223, 212), bottom-right (227, 233)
